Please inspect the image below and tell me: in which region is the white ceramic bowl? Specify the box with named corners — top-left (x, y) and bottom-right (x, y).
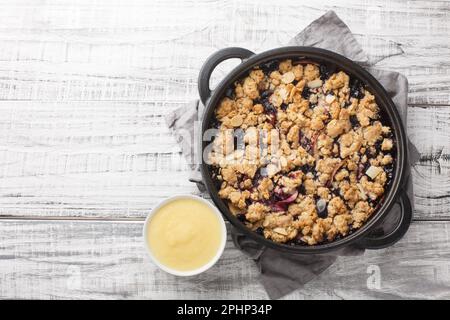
top-left (143, 195), bottom-right (227, 276)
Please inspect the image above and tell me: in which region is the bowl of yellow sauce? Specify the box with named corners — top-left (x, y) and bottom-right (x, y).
top-left (143, 195), bottom-right (227, 276)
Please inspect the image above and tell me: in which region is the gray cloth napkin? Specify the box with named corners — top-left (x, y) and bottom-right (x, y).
top-left (165, 10), bottom-right (420, 299)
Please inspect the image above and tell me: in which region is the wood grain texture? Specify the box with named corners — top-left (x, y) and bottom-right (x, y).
top-left (409, 106), bottom-right (450, 219)
top-left (0, 0), bottom-right (449, 300)
top-left (1, 219), bottom-right (450, 300)
top-left (0, 0), bottom-right (448, 104)
top-left (0, 0), bottom-right (447, 220)
top-left (0, 103), bottom-right (448, 219)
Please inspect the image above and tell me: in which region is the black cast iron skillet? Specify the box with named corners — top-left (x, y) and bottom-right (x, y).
top-left (198, 46), bottom-right (412, 253)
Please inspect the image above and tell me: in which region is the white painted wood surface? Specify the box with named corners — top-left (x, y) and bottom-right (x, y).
top-left (0, 0), bottom-right (449, 299)
top-left (1, 220), bottom-right (450, 299)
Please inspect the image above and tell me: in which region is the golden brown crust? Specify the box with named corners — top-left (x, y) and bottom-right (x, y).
top-left (210, 59), bottom-right (395, 245)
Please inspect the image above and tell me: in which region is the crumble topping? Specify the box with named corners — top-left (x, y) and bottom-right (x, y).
top-left (209, 58), bottom-right (395, 246)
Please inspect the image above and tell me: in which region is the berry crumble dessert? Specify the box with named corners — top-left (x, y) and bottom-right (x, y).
top-left (207, 59), bottom-right (395, 246)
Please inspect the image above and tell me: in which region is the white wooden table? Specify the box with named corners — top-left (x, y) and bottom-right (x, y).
top-left (0, 0), bottom-right (449, 299)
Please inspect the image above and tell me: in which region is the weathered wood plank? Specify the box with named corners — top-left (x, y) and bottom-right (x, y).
top-left (0, 219), bottom-right (449, 299)
top-left (0, 102), bottom-right (448, 219)
top-left (0, 0), bottom-right (448, 104)
top-left (0, 0), bottom-right (448, 301)
top-left (408, 106), bottom-right (450, 219)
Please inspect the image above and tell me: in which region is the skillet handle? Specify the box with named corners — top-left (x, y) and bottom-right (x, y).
top-left (358, 191), bottom-right (413, 250)
top-left (198, 47), bottom-right (255, 105)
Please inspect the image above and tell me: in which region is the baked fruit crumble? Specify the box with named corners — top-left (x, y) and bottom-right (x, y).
top-left (208, 59), bottom-right (395, 246)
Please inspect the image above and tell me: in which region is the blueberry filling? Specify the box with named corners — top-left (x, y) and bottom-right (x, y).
top-left (210, 165), bottom-right (222, 190)
top-left (299, 133), bottom-right (312, 153)
top-left (298, 164), bottom-right (315, 175)
top-left (225, 87), bottom-right (235, 99)
top-left (350, 115), bottom-right (359, 127)
top-left (319, 64), bottom-right (335, 81)
top-left (301, 86), bottom-right (311, 99)
top-left (210, 58), bottom-right (395, 247)
top-left (297, 184), bottom-right (306, 194)
top-left (263, 101), bottom-right (277, 114)
top-left (261, 60), bottom-right (279, 74)
top-left (210, 116), bottom-right (220, 129)
top-left (385, 163), bottom-right (394, 181)
top-left (350, 78), bottom-right (365, 99)
top-left (260, 89), bottom-right (273, 100)
top-left (237, 213), bottom-right (247, 222)
top-left (252, 169), bottom-right (262, 185)
top-left (291, 237), bottom-right (307, 246)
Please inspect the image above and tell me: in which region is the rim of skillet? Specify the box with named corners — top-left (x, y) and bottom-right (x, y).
top-left (200, 46), bottom-right (408, 254)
